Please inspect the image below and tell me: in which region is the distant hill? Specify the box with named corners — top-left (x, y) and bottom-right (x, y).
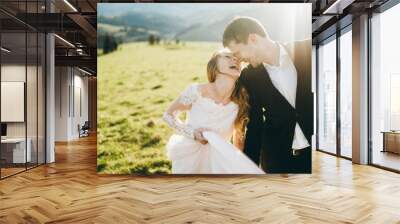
top-left (98, 4), bottom-right (311, 43)
top-left (98, 3), bottom-right (207, 18)
top-left (98, 10), bottom-right (185, 38)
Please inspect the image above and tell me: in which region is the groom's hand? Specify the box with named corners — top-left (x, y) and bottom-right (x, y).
top-left (194, 128), bottom-right (209, 145)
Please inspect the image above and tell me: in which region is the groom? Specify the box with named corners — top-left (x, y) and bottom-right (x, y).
top-left (223, 16), bottom-right (313, 173)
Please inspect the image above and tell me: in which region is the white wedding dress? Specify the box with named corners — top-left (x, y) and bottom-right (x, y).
top-left (163, 83), bottom-right (265, 174)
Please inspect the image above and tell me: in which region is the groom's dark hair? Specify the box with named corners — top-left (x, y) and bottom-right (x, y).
top-left (223, 16), bottom-right (267, 47)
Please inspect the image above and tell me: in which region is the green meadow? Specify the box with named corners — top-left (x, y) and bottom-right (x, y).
top-left (97, 41), bottom-right (221, 174)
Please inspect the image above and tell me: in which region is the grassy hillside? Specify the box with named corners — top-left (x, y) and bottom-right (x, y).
top-left (97, 41), bottom-right (221, 174)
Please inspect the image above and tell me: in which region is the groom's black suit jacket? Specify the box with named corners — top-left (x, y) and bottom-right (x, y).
top-left (239, 39), bottom-right (313, 173)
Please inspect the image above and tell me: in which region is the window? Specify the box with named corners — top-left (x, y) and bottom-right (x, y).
top-left (370, 2), bottom-right (400, 171)
top-left (390, 74), bottom-right (400, 130)
top-left (339, 28), bottom-right (352, 158)
top-left (318, 36), bottom-right (337, 154)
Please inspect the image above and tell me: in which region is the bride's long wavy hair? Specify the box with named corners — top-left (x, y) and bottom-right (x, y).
top-left (207, 51), bottom-right (250, 136)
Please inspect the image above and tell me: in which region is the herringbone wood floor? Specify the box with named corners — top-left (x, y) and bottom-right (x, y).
top-left (1, 135), bottom-right (400, 224)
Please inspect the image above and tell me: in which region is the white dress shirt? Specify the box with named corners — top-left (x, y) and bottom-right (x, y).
top-left (263, 43), bottom-right (310, 150)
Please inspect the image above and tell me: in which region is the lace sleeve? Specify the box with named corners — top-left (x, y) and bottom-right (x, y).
top-left (177, 84), bottom-right (198, 105)
top-left (162, 111), bottom-right (195, 139)
top-left (162, 84), bottom-right (198, 139)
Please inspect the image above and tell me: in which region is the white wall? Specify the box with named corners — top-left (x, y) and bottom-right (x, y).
top-left (1, 65), bottom-right (36, 138)
top-left (54, 67), bottom-right (89, 141)
top-left (1, 65), bottom-right (26, 142)
top-left (55, 66), bottom-right (69, 141)
top-left (72, 73), bottom-right (89, 138)
top-left (1, 63), bottom-right (46, 164)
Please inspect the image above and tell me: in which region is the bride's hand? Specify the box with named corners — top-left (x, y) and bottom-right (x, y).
top-left (193, 128), bottom-right (211, 145)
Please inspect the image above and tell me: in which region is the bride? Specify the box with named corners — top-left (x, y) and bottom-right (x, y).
top-left (162, 49), bottom-right (264, 174)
